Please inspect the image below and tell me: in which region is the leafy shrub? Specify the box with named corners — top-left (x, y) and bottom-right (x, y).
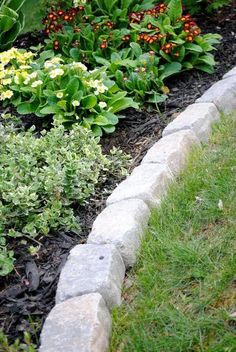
top-left (0, 122), bottom-right (129, 275)
top-left (0, 0), bottom-right (26, 51)
top-left (42, 0), bottom-right (221, 104)
top-left (0, 48), bottom-right (138, 135)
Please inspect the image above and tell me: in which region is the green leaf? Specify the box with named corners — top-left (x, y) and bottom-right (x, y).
top-left (108, 97), bottom-right (139, 113)
top-left (160, 50), bottom-right (172, 63)
top-left (40, 105), bottom-right (60, 115)
top-left (81, 95), bottom-right (97, 109)
top-left (130, 42), bottom-right (142, 58)
top-left (93, 115), bottom-right (109, 126)
top-left (195, 64), bottom-right (214, 74)
top-left (0, 14), bottom-right (15, 32)
top-left (38, 50), bottom-right (55, 64)
top-left (102, 125), bottom-right (116, 134)
top-left (167, 0), bottom-right (182, 23)
top-left (93, 55), bottom-right (110, 66)
top-left (7, 0), bottom-right (26, 11)
top-left (66, 78), bottom-right (81, 96)
top-left (160, 62), bottom-right (182, 80)
top-left (185, 43), bottom-right (203, 53)
top-left (91, 124), bottom-right (103, 136)
top-left (70, 48), bottom-right (80, 60)
top-left (17, 102), bottom-right (35, 114)
top-left (103, 111), bottom-right (119, 125)
top-left (147, 92), bottom-right (167, 104)
top-left (115, 70), bottom-right (124, 85)
top-left (183, 62), bottom-right (193, 69)
top-left (197, 54), bottom-right (215, 67)
top-left (57, 100), bottom-right (67, 111)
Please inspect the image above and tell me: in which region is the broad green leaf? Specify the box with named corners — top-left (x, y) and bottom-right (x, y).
top-left (130, 42), bottom-right (142, 58)
top-left (167, 0), bottom-right (182, 23)
top-left (93, 55), bottom-right (110, 66)
top-left (66, 78), bottom-right (80, 96)
top-left (70, 48), bottom-right (80, 60)
top-left (93, 115), bottom-right (109, 126)
top-left (40, 105), bottom-right (61, 115)
top-left (0, 14), bottom-right (15, 32)
top-left (7, 0), bottom-right (25, 11)
top-left (160, 62), bottom-right (182, 80)
top-left (103, 111), bottom-right (119, 125)
top-left (197, 54), bottom-right (215, 67)
top-left (91, 124), bottom-right (103, 136)
top-left (185, 43), bottom-right (203, 53)
top-left (195, 64), bottom-right (214, 74)
top-left (102, 125), bottom-right (116, 134)
top-left (109, 97), bottom-right (139, 113)
top-left (81, 95), bottom-right (97, 109)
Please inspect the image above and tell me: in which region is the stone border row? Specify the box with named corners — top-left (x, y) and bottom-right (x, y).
top-left (39, 67), bottom-right (236, 352)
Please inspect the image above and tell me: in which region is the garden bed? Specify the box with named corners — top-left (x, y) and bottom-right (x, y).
top-left (0, 2), bottom-right (236, 347)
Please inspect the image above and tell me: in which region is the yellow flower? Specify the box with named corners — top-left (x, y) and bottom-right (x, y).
top-left (4, 90), bottom-right (13, 98)
top-left (0, 90), bottom-right (13, 100)
top-left (71, 62), bottom-right (87, 71)
top-left (98, 101), bottom-right (107, 109)
top-left (72, 100), bottom-right (80, 107)
top-left (49, 68), bottom-right (64, 79)
top-left (56, 92), bottom-right (64, 99)
top-left (2, 78), bottom-right (12, 85)
top-left (0, 55), bottom-right (10, 66)
top-left (31, 80), bottom-right (43, 88)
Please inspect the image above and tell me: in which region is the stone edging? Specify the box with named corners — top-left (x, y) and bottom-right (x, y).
top-left (39, 66), bottom-right (236, 352)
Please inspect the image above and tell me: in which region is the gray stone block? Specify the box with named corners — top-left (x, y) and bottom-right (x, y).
top-left (142, 130), bottom-right (200, 175)
top-left (40, 293), bottom-right (111, 352)
top-left (162, 103), bottom-right (220, 141)
top-left (196, 77), bottom-right (236, 113)
top-left (56, 244), bottom-right (125, 310)
top-left (106, 163), bottom-right (173, 209)
top-left (87, 199), bottom-right (150, 267)
top-left (223, 67), bottom-right (236, 79)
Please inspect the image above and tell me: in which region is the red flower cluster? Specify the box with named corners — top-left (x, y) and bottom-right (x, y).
top-left (179, 14), bottom-right (201, 42)
top-left (100, 39), bottom-right (108, 49)
top-left (122, 34), bottom-right (131, 42)
top-left (161, 42), bottom-right (176, 54)
top-left (138, 32), bottom-right (165, 44)
top-left (105, 21), bottom-right (114, 29)
top-left (129, 3), bottom-right (167, 24)
top-left (43, 6), bottom-right (84, 36)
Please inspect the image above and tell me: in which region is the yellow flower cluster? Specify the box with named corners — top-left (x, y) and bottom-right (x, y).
top-left (0, 48), bottom-right (35, 101)
top-left (87, 79), bottom-right (108, 95)
top-left (0, 47), bottom-right (34, 67)
top-left (0, 48), bottom-right (109, 104)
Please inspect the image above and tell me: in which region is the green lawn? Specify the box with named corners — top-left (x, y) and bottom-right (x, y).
top-left (111, 114), bottom-right (236, 352)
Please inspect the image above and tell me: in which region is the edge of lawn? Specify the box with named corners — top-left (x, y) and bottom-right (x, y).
top-left (111, 113), bottom-right (236, 352)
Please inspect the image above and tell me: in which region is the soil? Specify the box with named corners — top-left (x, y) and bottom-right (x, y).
top-left (0, 3), bottom-right (236, 347)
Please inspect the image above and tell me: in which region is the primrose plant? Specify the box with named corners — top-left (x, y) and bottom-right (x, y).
top-left (0, 48), bottom-right (138, 135)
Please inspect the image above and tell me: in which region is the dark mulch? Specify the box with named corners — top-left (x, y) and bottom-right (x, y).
top-left (0, 3), bottom-right (236, 346)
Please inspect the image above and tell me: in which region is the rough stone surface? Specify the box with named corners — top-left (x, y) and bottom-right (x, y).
top-left (223, 66), bottom-right (236, 79)
top-left (56, 244), bottom-right (125, 310)
top-left (196, 77), bottom-right (236, 113)
top-left (87, 199), bottom-right (150, 267)
top-left (162, 103), bottom-right (220, 141)
top-left (106, 163), bottom-right (173, 209)
top-left (39, 293), bottom-right (111, 352)
top-left (142, 130), bottom-right (200, 175)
